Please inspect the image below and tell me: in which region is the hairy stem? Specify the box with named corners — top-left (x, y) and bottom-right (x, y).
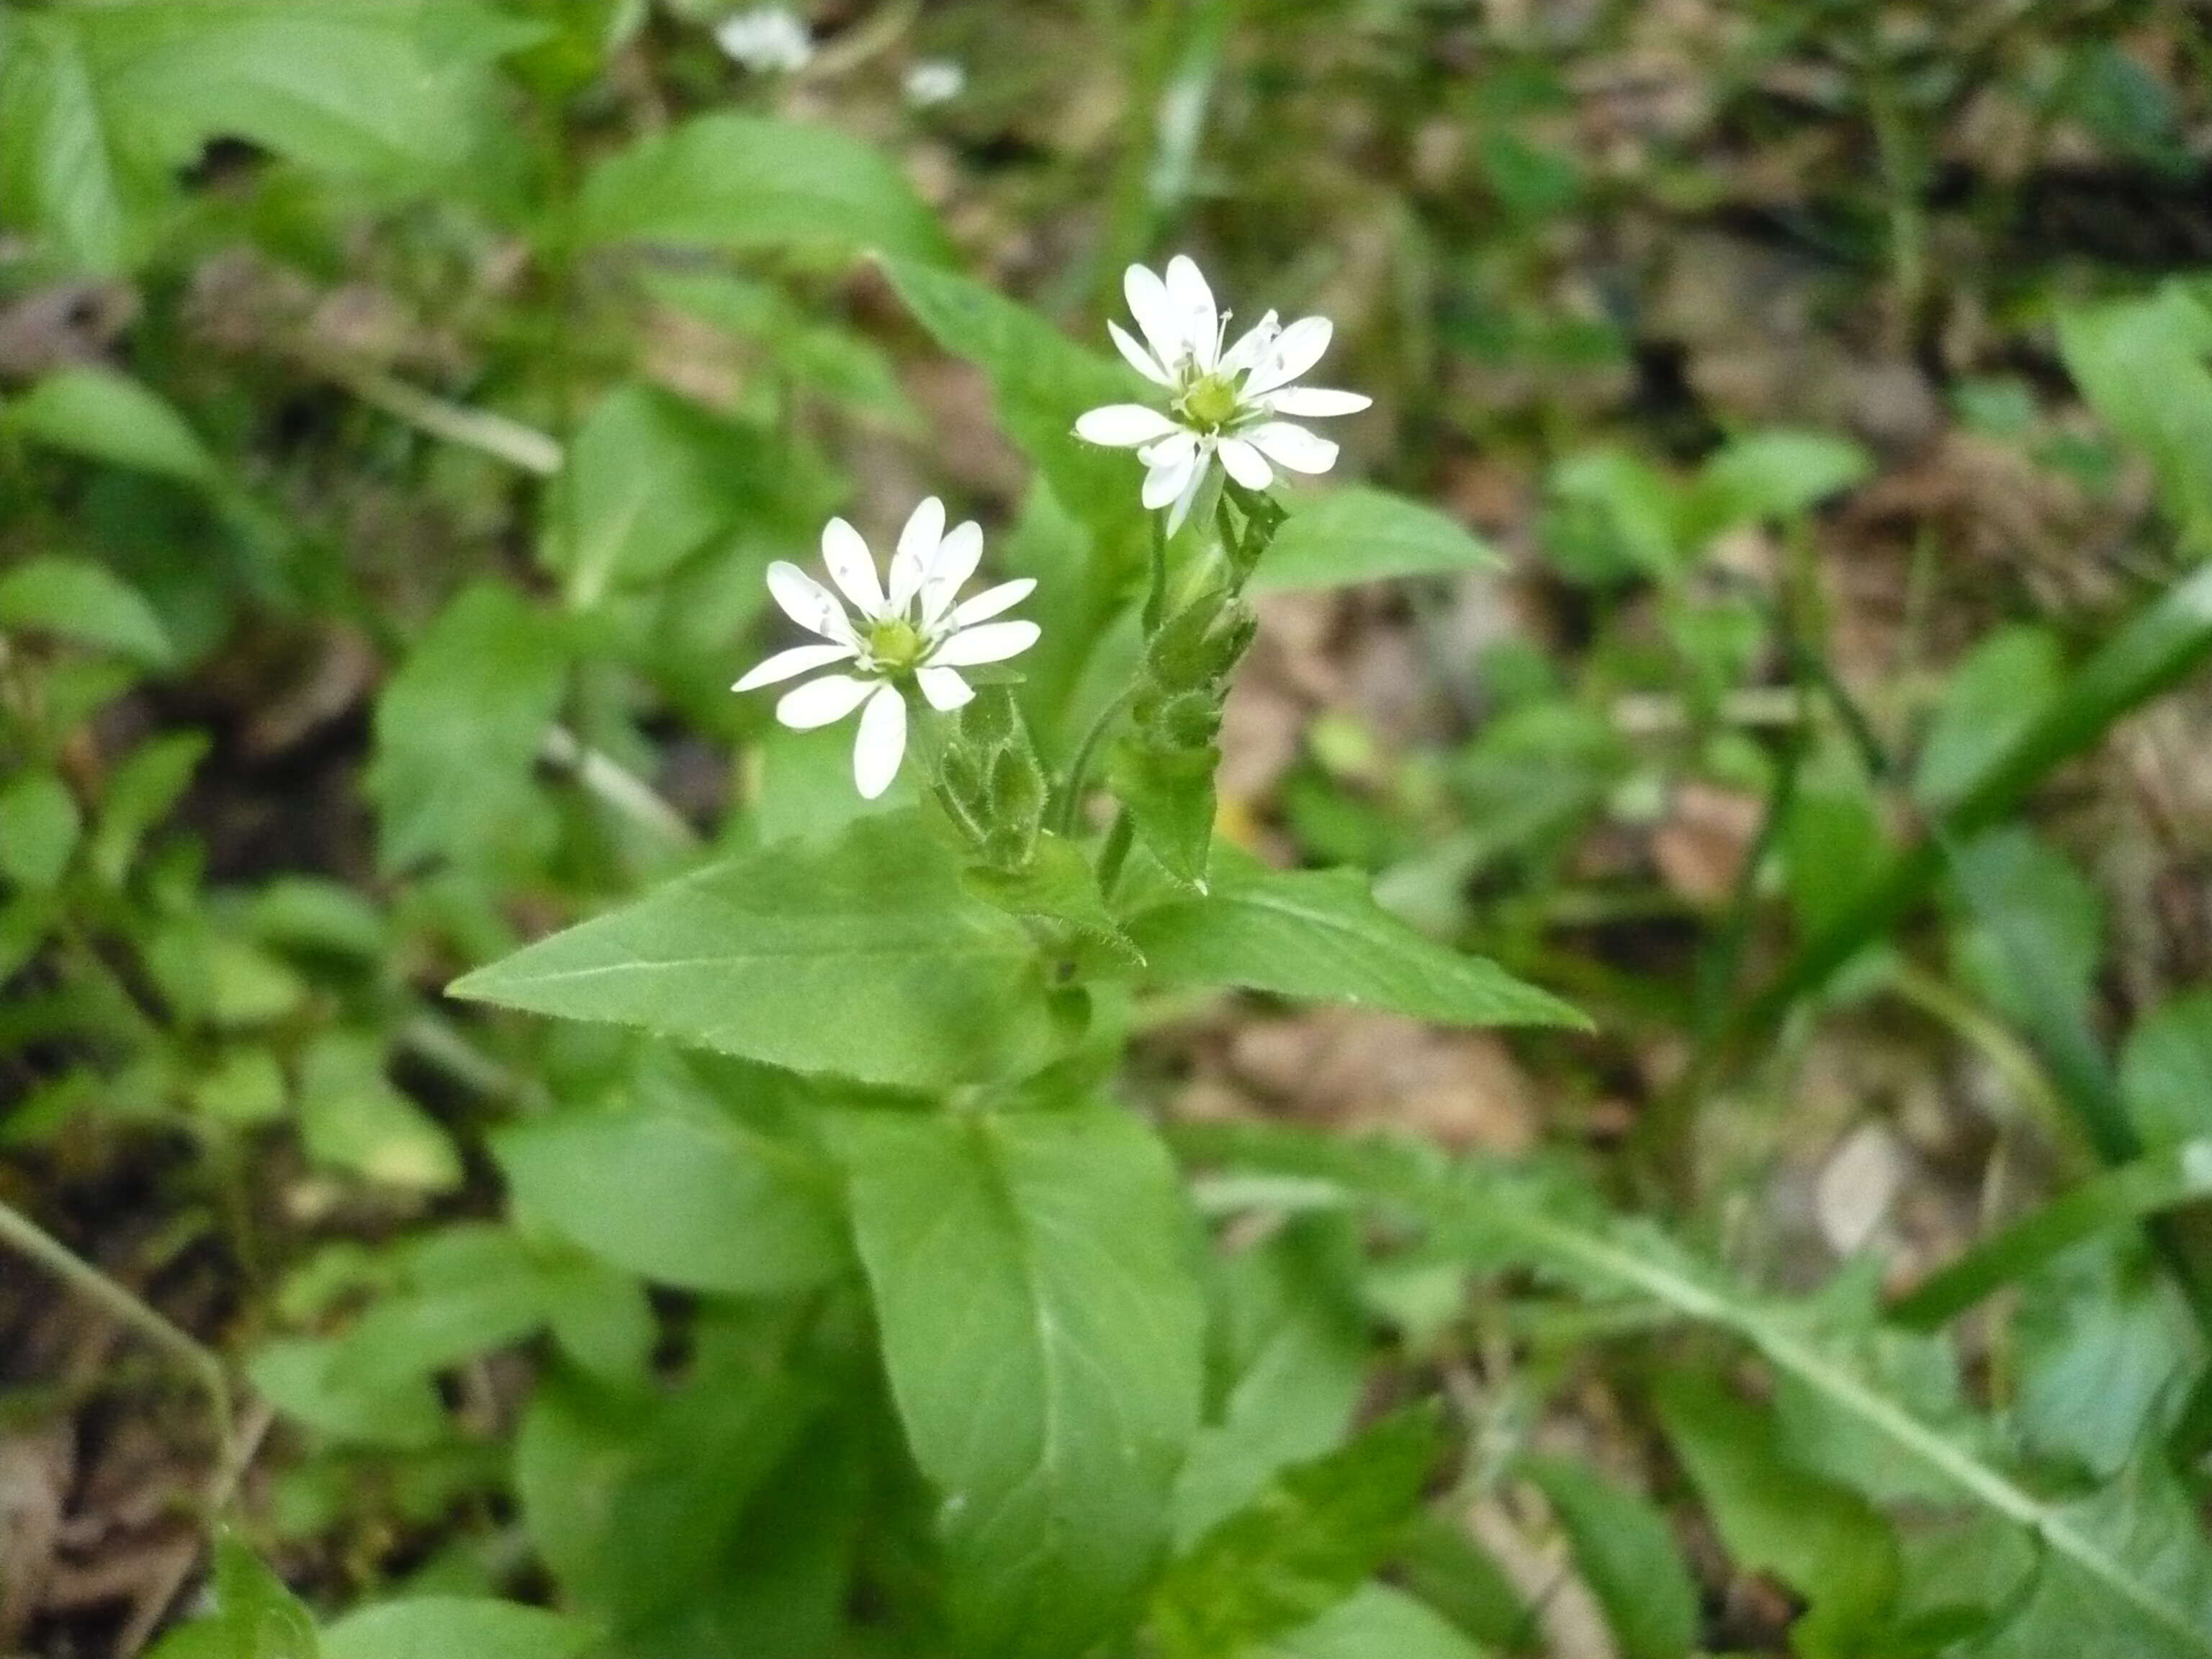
top-left (0, 1197), bottom-right (236, 1476)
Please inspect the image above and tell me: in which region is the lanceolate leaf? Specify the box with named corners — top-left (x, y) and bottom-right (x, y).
top-left (1730, 560), bottom-right (2212, 1051)
top-left (579, 114), bottom-right (951, 264)
top-left (1149, 1404), bottom-right (1442, 1659)
top-left (541, 383), bottom-right (759, 608)
top-left (1522, 1456), bottom-right (1698, 1659)
top-left (831, 1104), bottom-right (1205, 1659)
top-left (1251, 487), bottom-right (1498, 593)
top-left (495, 1082), bottom-right (845, 1295)
top-left (1120, 852), bottom-right (1587, 1029)
top-left (148, 1536), bottom-right (318, 1659)
top-left (1181, 1121), bottom-right (2212, 1659)
top-left (1277, 1583), bottom-right (1490, 1659)
top-left (367, 582), bottom-right (571, 876)
top-left (449, 812), bottom-right (1061, 1090)
top-left (10, 365), bottom-right (222, 487)
top-left (1893, 1138), bottom-right (2212, 1330)
top-left (880, 259), bottom-right (1149, 557)
top-left (1, 2), bottom-right (500, 273)
top-left (0, 14), bottom-right (130, 271)
top-left (321, 1597), bottom-right (598, 1659)
top-left (0, 555), bottom-right (173, 665)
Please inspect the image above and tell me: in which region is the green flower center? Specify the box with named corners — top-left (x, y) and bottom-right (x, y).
top-left (1177, 372), bottom-right (1241, 433)
top-left (866, 616), bottom-right (926, 672)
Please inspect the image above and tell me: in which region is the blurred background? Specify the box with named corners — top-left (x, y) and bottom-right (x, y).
top-left (4, 1), bottom-right (2212, 1654)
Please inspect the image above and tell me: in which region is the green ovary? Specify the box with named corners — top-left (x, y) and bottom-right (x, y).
top-left (867, 616), bottom-right (927, 672)
top-left (1177, 372), bottom-right (1241, 432)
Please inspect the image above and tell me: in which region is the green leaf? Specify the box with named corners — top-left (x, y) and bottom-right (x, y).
top-left (450, 811), bottom-right (1061, 1091)
top-left (2012, 1239), bottom-right (2195, 1480)
top-left (1893, 1140), bottom-right (2212, 1329)
top-left (541, 382), bottom-right (755, 608)
top-left (963, 830), bottom-right (1141, 966)
top-left (76, 1), bottom-right (496, 184)
top-left (1171, 1226), bottom-right (1369, 1545)
top-left (578, 114), bottom-right (950, 264)
top-left (1393, 1514), bottom-right (1534, 1654)
top-left (1656, 1373), bottom-right (1897, 1658)
top-left (514, 1344), bottom-right (842, 1653)
top-left (148, 1535), bottom-right (318, 1659)
top-left (1543, 447), bottom-right (1678, 583)
top-left (1277, 1583), bottom-right (1490, 1659)
top-left (1783, 743), bottom-right (1889, 940)
top-left (1679, 428), bottom-right (1870, 547)
top-left (297, 1033), bottom-right (462, 1192)
top-left (1948, 827), bottom-right (2103, 1034)
top-left (1120, 851), bottom-right (1587, 1028)
top-left (2121, 989), bottom-right (2212, 1149)
top-left (1149, 1403), bottom-right (1442, 1659)
top-left (367, 582), bottom-right (570, 876)
top-left (10, 366), bottom-right (221, 487)
top-left (880, 259), bottom-right (1147, 551)
top-left (1251, 487), bottom-right (1498, 593)
top-left (1109, 735), bottom-right (1219, 891)
top-left (320, 1599), bottom-right (596, 1659)
top-left (1972, 1442), bottom-right (2212, 1659)
top-left (496, 1076), bottom-right (845, 1295)
top-left (89, 732), bottom-right (207, 885)
top-left (246, 1337), bottom-right (446, 1449)
top-left (1196, 1123), bottom-right (2212, 1659)
top-left (1912, 626), bottom-right (2062, 810)
top-left (1522, 1457), bottom-right (1696, 1659)
top-left (323, 1226), bottom-right (553, 1395)
top-left (0, 14), bottom-right (130, 271)
top-left (190, 1048), bottom-right (288, 1126)
top-left (0, 771), bottom-right (82, 890)
top-left (0, 554), bottom-right (172, 665)
top-left (2059, 283), bottom-right (2212, 550)
top-left (831, 1103), bottom-right (1205, 1659)
top-left (1736, 559), bottom-right (2212, 1066)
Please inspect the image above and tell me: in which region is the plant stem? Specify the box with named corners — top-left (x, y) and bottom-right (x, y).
top-left (0, 1197), bottom-right (235, 1475)
top-left (1052, 688), bottom-right (1135, 835)
top-left (541, 724), bottom-right (699, 848)
top-left (1095, 809), bottom-right (1136, 899)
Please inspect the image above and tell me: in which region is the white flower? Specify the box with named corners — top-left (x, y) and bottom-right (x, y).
top-left (903, 58), bottom-right (966, 107)
top-left (734, 500), bottom-right (1040, 799)
top-left (714, 6), bottom-right (813, 73)
top-left (1073, 255), bottom-right (1372, 533)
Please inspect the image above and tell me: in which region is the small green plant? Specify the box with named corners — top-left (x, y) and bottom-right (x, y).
top-left (7, 4), bottom-right (2212, 1658)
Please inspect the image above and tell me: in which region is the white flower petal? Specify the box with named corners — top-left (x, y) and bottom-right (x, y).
top-left (775, 673), bottom-right (875, 730)
top-left (1245, 315), bottom-right (1334, 396)
top-left (1165, 461), bottom-right (1209, 535)
top-left (1164, 255), bottom-right (1220, 370)
top-left (1143, 443), bottom-right (1202, 510)
top-left (1107, 320), bottom-right (1174, 387)
top-left (948, 577), bottom-right (1036, 629)
top-left (1216, 436), bottom-right (1273, 490)
top-left (820, 517), bottom-right (886, 617)
top-left (919, 520), bottom-right (984, 626)
top-left (1075, 403), bottom-right (1181, 447)
top-left (1123, 263), bottom-right (1187, 375)
top-left (930, 619), bottom-right (1041, 667)
top-left (732, 640), bottom-right (856, 691)
top-left (888, 496), bottom-right (944, 615)
top-left (1138, 429), bottom-right (1199, 469)
top-left (1218, 310), bottom-right (1280, 377)
top-left (916, 665), bottom-right (974, 711)
top-left (853, 683), bottom-right (908, 799)
top-left (1266, 385), bottom-right (1372, 418)
top-left (1245, 420), bottom-right (1339, 475)
top-left (766, 561), bottom-right (858, 643)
